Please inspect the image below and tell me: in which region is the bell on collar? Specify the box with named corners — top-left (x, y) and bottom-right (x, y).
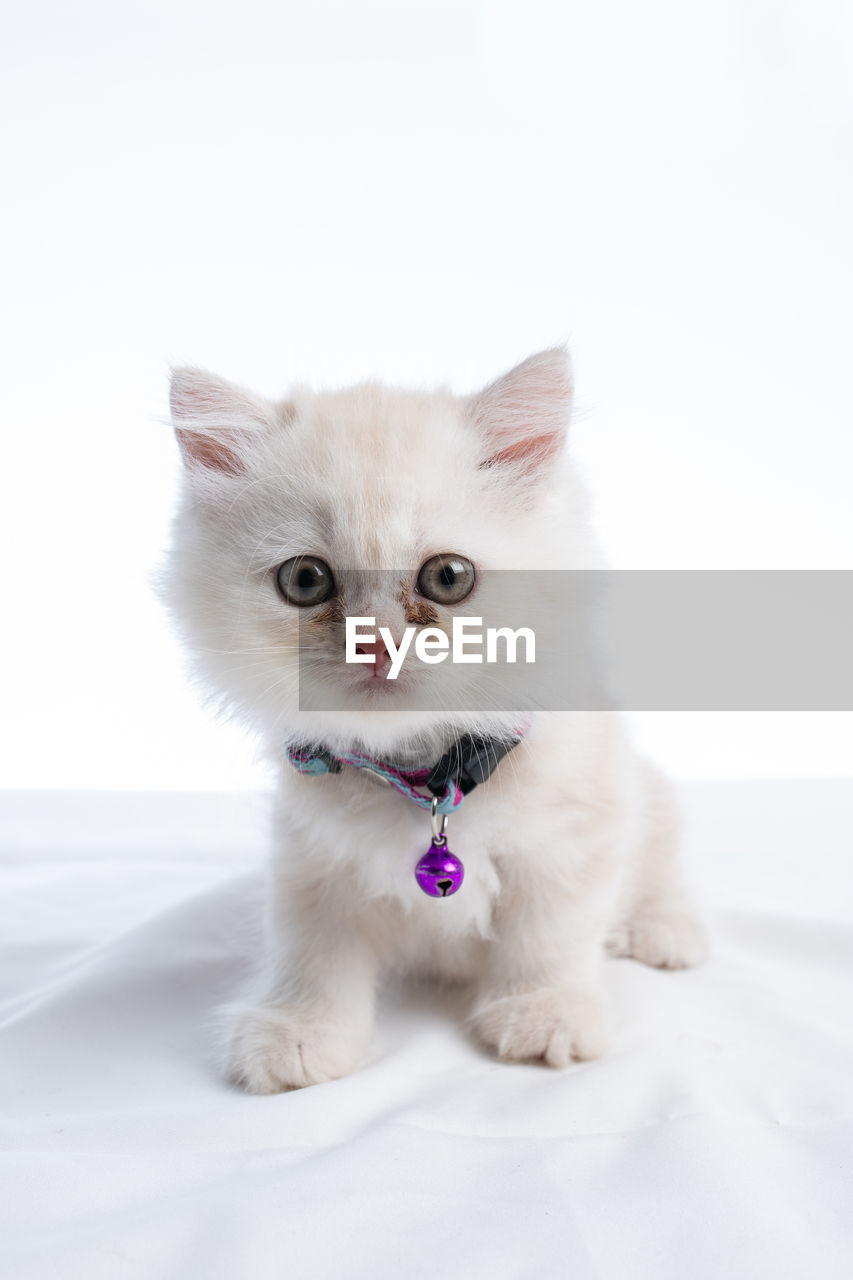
top-left (415, 835), bottom-right (465, 898)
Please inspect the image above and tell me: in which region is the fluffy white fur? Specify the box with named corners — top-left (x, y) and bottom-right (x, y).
top-left (160, 348), bottom-right (706, 1092)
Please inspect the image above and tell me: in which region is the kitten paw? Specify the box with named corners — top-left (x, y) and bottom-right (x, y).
top-left (471, 987), bottom-right (608, 1068)
top-left (609, 906), bottom-right (708, 970)
top-left (225, 1004), bottom-right (365, 1093)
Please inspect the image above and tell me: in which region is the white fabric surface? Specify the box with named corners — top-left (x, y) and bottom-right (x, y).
top-left (1, 782), bottom-right (851, 1279)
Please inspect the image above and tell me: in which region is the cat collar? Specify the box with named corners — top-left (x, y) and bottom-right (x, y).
top-left (285, 726), bottom-right (529, 899)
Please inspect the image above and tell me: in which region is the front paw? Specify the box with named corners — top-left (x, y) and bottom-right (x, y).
top-left (471, 987), bottom-right (608, 1068)
top-left (608, 905), bottom-right (708, 970)
top-left (225, 1004), bottom-right (366, 1094)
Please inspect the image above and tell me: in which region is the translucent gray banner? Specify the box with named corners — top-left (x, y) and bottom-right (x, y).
top-left (297, 571), bottom-right (853, 711)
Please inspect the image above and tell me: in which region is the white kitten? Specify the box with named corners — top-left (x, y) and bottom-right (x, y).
top-left (160, 348), bottom-right (706, 1092)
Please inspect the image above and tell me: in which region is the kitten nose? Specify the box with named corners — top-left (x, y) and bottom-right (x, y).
top-left (355, 637), bottom-right (390, 672)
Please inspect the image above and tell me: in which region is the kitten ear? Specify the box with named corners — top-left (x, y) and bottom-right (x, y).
top-left (467, 347), bottom-right (573, 478)
top-left (169, 367), bottom-right (276, 475)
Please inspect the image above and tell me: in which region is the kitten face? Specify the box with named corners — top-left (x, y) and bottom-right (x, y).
top-left (161, 350), bottom-right (591, 754)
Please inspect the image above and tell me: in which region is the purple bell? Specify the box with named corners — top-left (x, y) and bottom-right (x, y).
top-left (415, 836), bottom-right (465, 898)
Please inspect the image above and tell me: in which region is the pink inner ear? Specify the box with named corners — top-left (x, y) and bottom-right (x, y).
top-left (175, 428), bottom-right (246, 475)
top-left (169, 367), bottom-right (274, 476)
top-left (471, 347), bottom-right (572, 476)
top-left (485, 433), bottom-right (563, 470)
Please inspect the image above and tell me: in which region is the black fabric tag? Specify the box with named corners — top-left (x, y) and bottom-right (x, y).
top-left (426, 734), bottom-right (520, 798)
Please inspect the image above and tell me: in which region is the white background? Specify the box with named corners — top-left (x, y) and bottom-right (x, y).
top-left (2, 0), bottom-right (851, 791)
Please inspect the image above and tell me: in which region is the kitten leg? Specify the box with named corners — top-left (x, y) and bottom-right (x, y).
top-left (226, 878), bottom-right (378, 1094)
top-left (470, 885), bottom-right (614, 1069)
top-left (607, 763), bottom-right (708, 970)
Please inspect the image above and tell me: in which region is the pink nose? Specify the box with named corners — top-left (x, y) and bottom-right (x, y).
top-left (355, 637), bottom-right (390, 670)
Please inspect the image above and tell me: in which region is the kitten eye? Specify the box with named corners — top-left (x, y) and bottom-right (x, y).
top-left (416, 554), bottom-right (476, 605)
top-left (275, 555), bottom-right (336, 607)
